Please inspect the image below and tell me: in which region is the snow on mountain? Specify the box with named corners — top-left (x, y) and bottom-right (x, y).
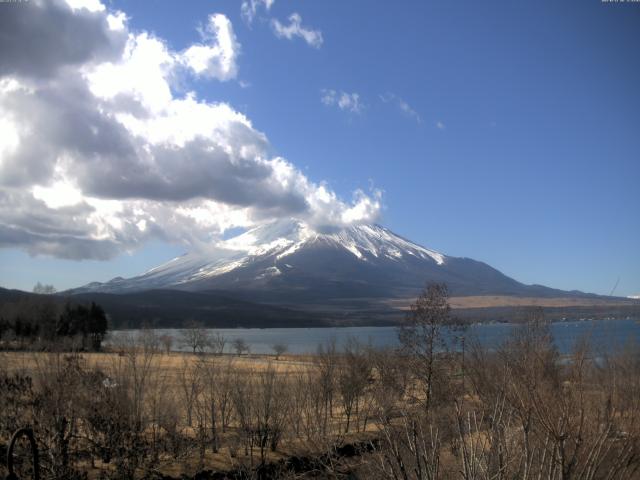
top-left (208, 219), bottom-right (445, 265)
top-left (72, 218), bottom-right (582, 301)
top-left (74, 219), bottom-right (447, 293)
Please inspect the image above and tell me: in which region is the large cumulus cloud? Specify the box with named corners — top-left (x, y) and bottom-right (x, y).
top-left (0, 0), bottom-right (381, 260)
top-left (0, 0), bottom-right (126, 78)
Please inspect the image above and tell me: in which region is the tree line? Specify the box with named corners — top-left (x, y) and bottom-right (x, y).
top-left (1, 283), bottom-right (639, 479)
top-left (0, 291), bottom-right (108, 351)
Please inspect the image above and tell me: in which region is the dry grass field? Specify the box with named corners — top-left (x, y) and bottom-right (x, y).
top-left (387, 295), bottom-right (639, 310)
top-left (0, 347), bottom-right (383, 478)
top-left (2, 296), bottom-right (640, 479)
top-left (0, 350), bottom-right (314, 377)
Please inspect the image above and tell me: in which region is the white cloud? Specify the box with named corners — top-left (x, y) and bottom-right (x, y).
top-left (179, 14), bottom-right (240, 81)
top-left (106, 11), bottom-right (127, 31)
top-left (32, 180), bottom-right (84, 209)
top-left (65, 0), bottom-right (105, 12)
top-left (0, 114), bottom-right (20, 158)
top-left (88, 32), bottom-right (176, 113)
top-left (321, 89), bottom-right (363, 114)
top-left (0, 0), bottom-right (380, 260)
top-left (88, 13), bottom-right (239, 113)
top-left (241, 0), bottom-right (275, 25)
top-left (436, 120), bottom-right (446, 130)
top-left (340, 190), bottom-right (383, 224)
top-left (271, 13), bottom-right (323, 49)
top-left (380, 93), bottom-right (421, 123)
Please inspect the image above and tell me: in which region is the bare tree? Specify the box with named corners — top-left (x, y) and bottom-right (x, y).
top-left (370, 347), bottom-right (410, 422)
top-left (314, 338), bottom-right (338, 437)
top-left (159, 334), bottom-right (173, 354)
top-left (209, 332), bottom-right (226, 355)
top-left (179, 321), bottom-right (211, 354)
top-left (231, 365), bottom-right (290, 467)
top-left (32, 353), bottom-right (82, 478)
top-left (233, 337), bottom-right (250, 356)
top-left (337, 338), bottom-right (371, 433)
top-left (254, 366), bottom-right (290, 461)
top-left (193, 356), bottom-right (234, 455)
top-left (6, 299), bottom-right (640, 480)
top-left (272, 342), bottom-right (288, 360)
top-left (458, 309), bottom-right (640, 480)
top-left (33, 281), bottom-right (57, 294)
top-left (398, 282), bottom-right (452, 413)
top-left (177, 358), bottom-right (200, 427)
top-left (138, 327), bottom-right (160, 354)
top-left (375, 411), bottom-right (442, 480)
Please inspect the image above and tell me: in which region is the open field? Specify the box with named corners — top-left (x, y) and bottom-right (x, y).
top-left (3, 323), bottom-right (640, 479)
top-left (388, 295), bottom-right (640, 310)
top-left (1, 346), bottom-right (385, 478)
top-left (0, 350), bottom-right (314, 377)
top-left (2, 286), bottom-right (640, 480)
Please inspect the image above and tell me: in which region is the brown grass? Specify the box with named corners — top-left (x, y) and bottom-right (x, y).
top-left (0, 350), bottom-right (340, 478)
top-left (0, 350), bottom-right (314, 377)
top-left (386, 295), bottom-right (638, 310)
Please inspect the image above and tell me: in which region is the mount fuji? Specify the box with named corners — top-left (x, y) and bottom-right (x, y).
top-left (72, 219), bottom-right (587, 307)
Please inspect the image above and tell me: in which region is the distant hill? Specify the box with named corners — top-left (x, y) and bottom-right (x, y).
top-left (55, 218), bottom-right (640, 327)
top-left (2, 285), bottom-right (638, 329)
top-left (69, 289), bottom-right (331, 329)
top-left (0, 287), bottom-right (331, 329)
top-left (70, 219), bottom-right (608, 304)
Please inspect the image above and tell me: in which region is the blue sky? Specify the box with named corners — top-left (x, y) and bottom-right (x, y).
top-left (0, 0), bottom-right (638, 296)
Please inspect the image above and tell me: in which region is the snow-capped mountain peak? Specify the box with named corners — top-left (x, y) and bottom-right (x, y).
top-left (74, 219), bottom-right (448, 293)
top-left (68, 218), bottom-right (604, 307)
top-left (319, 223), bottom-right (445, 265)
top-left (215, 219), bottom-right (445, 265)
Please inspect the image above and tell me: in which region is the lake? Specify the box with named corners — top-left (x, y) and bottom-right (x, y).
top-left (110, 318), bottom-right (640, 355)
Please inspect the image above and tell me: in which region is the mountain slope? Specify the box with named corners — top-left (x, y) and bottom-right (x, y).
top-left (71, 219), bottom-right (596, 306)
top-left (69, 290), bottom-right (330, 328)
top-left (0, 287), bottom-right (332, 329)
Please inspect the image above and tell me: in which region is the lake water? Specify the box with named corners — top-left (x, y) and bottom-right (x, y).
top-left (111, 318), bottom-right (640, 355)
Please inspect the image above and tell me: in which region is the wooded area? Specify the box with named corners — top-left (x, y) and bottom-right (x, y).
top-left (0, 293), bottom-right (108, 351)
top-left (1, 285), bottom-right (639, 479)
